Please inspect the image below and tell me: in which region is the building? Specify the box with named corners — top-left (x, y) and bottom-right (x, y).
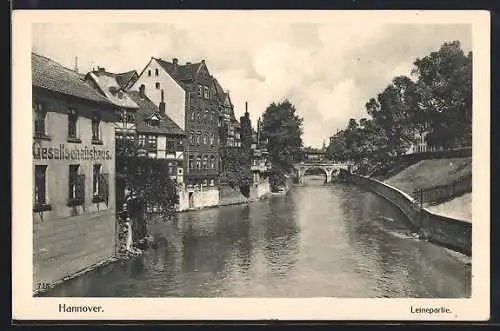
top-left (32, 53), bottom-right (118, 290)
top-left (85, 67), bottom-right (140, 142)
top-left (128, 86), bottom-right (185, 182)
top-left (129, 57), bottom-right (221, 188)
top-left (85, 69), bottom-right (186, 207)
top-left (303, 147), bottom-right (327, 161)
top-left (213, 78), bottom-right (241, 148)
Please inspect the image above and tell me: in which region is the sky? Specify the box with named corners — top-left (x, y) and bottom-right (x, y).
top-left (32, 20), bottom-right (472, 148)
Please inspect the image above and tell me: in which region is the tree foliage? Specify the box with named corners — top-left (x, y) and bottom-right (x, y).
top-left (327, 40), bottom-right (472, 169)
top-left (261, 99), bottom-right (304, 171)
top-left (219, 146), bottom-right (253, 193)
top-left (259, 99), bottom-right (304, 189)
top-left (116, 139), bottom-right (179, 216)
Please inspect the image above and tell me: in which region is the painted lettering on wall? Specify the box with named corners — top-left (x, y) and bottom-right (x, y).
top-left (33, 143), bottom-right (113, 161)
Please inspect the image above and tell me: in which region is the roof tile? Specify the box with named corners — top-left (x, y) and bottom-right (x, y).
top-left (31, 52), bottom-right (113, 105)
top-left (128, 91), bottom-right (185, 136)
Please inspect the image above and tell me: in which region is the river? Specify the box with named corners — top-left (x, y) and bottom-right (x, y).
top-left (41, 176), bottom-right (471, 298)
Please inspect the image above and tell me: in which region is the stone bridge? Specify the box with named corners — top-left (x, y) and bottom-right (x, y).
top-left (293, 161), bottom-right (353, 184)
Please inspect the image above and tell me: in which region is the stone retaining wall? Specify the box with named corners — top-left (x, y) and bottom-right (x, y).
top-left (348, 172), bottom-right (472, 256)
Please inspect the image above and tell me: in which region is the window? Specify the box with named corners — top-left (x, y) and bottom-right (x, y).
top-left (91, 112), bottom-right (101, 142)
top-left (147, 135), bottom-right (158, 150)
top-left (210, 155), bottom-right (216, 169)
top-left (34, 165), bottom-right (50, 211)
top-left (34, 103), bottom-right (47, 136)
top-left (166, 138), bottom-right (176, 153)
top-left (138, 134), bottom-right (146, 147)
top-left (148, 70), bottom-right (152, 76)
top-left (126, 112), bottom-right (135, 123)
top-left (196, 155), bottom-right (201, 169)
top-left (155, 69), bottom-right (159, 76)
top-left (196, 132), bottom-right (201, 145)
top-left (93, 164), bottom-right (109, 204)
top-left (210, 133), bottom-right (215, 145)
top-left (68, 165), bottom-right (84, 206)
top-left (189, 131), bottom-right (195, 145)
top-left (67, 108), bottom-right (78, 139)
top-left (93, 164), bottom-right (101, 197)
top-left (156, 82), bottom-right (160, 89)
top-left (203, 86), bottom-right (210, 99)
top-left (202, 155), bottom-right (208, 169)
top-left (198, 85), bottom-right (203, 96)
top-left (203, 134), bottom-right (207, 145)
top-left (188, 154), bottom-right (194, 170)
top-left (190, 112), bottom-right (195, 121)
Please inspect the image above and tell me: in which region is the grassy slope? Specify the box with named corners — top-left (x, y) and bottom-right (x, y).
top-left (384, 157), bottom-right (472, 194)
top-left (425, 193), bottom-right (472, 222)
top-left (382, 157), bottom-right (472, 222)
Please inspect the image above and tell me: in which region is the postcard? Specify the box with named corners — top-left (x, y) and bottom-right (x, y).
top-left (12, 9), bottom-right (490, 321)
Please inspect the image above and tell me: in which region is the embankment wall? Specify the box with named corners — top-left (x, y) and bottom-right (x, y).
top-left (347, 172), bottom-right (472, 256)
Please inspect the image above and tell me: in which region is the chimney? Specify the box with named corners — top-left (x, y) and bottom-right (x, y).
top-left (74, 56), bottom-right (79, 73)
top-left (173, 58), bottom-right (178, 72)
top-left (139, 84), bottom-right (146, 99)
top-left (245, 101), bottom-right (249, 116)
top-left (186, 61), bottom-right (191, 65)
top-left (201, 59), bottom-right (206, 65)
top-left (159, 89), bottom-right (166, 116)
top-left (98, 66), bottom-right (106, 73)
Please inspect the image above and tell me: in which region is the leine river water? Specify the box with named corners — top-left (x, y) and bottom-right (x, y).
top-left (42, 178), bottom-right (471, 298)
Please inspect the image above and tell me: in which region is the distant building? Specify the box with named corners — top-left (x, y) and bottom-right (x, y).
top-left (303, 146), bottom-right (326, 161)
top-left (32, 53), bottom-right (118, 289)
top-left (213, 79), bottom-right (241, 148)
top-left (129, 57), bottom-right (220, 188)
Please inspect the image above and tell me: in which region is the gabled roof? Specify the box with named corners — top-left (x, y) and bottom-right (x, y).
top-left (128, 91), bottom-right (185, 136)
top-left (115, 70), bottom-right (138, 90)
top-left (153, 57), bottom-right (203, 88)
top-left (86, 70), bottom-right (139, 109)
top-left (31, 52), bottom-right (113, 106)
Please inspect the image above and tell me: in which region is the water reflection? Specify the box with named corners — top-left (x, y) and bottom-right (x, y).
top-left (41, 182), bottom-right (471, 298)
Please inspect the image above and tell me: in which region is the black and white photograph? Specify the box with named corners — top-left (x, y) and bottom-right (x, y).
top-left (13, 10), bottom-right (490, 321)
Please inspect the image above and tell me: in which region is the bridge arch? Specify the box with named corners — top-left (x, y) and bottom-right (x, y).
top-left (293, 161), bottom-right (352, 184)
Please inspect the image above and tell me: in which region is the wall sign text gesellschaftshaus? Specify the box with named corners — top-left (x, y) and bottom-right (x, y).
top-left (33, 143), bottom-right (112, 161)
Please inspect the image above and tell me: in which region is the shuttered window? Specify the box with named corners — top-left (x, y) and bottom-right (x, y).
top-left (34, 103), bottom-right (47, 136)
top-left (68, 165), bottom-right (84, 206)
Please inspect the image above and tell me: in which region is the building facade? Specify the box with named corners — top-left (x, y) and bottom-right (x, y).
top-left (32, 53), bottom-right (118, 290)
top-left (128, 86), bottom-right (185, 183)
top-left (130, 57), bottom-right (221, 188)
top-left (86, 69), bottom-right (185, 208)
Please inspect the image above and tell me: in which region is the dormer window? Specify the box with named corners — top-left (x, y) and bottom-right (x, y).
top-left (148, 114), bottom-right (160, 126)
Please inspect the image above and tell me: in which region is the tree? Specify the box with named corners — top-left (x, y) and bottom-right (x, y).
top-left (116, 139), bottom-right (179, 217)
top-left (260, 99), bottom-right (304, 171)
top-left (411, 41), bottom-right (472, 148)
top-left (219, 146), bottom-right (253, 196)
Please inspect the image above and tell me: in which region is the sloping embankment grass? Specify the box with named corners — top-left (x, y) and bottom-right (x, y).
top-left (384, 157), bottom-right (472, 194)
top-left (425, 192), bottom-right (472, 222)
top-left (383, 157), bottom-right (472, 222)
